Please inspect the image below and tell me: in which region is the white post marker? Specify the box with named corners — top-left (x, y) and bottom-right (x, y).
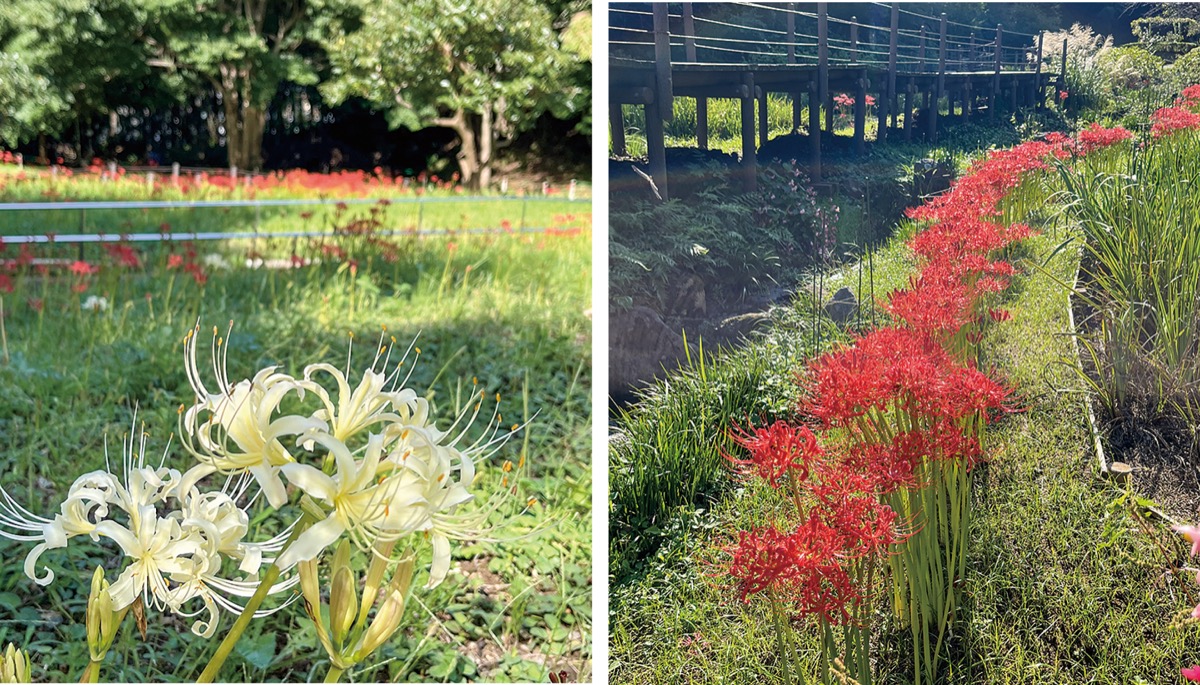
top-left (569, 179), bottom-right (576, 200)
top-left (172, 162), bottom-right (181, 187)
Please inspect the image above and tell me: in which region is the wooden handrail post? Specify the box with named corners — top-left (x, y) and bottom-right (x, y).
top-left (887, 3), bottom-right (899, 132)
top-left (850, 16), bottom-right (859, 64)
top-left (991, 24), bottom-right (1002, 119)
top-left (933, 13), bottom-right (947, 141)
top-left (789, 3), bottom-right (801, 133)
top-left (682, 3), bottom-right (708, 149)
top-left (652, 4), bottom-right (673, 123)
top-left (818, 3), bottom-right (830, 133)
top-left (919, 25), bottom-right (927, 72)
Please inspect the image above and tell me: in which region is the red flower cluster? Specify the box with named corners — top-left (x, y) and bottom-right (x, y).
top-left (1077, 122), bottom-right (1132, 155)
top-left (1151, 105), bottom-right (1200, 138)
top-left (165, 243), bottom-right (208, 286)
top-left (726, 421), bottom-right (823, 488)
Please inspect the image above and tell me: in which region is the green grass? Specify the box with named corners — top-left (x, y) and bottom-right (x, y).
top-left (610, 196), bottom-right (1198, 683)
top-left (0, 198), bottom-right (592, 681)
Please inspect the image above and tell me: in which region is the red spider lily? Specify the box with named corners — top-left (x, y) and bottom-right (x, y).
top-left (69, 261), bottom-right (99, 276)
top-left (726, 421), bottom-right (824, 488)
top-left (1151, 106), bottom-right (1200, 138)
top-left (887, 278), bottom-right (974, 336)
top-left (1059, 90), bottom-right (1068, 100)
top-left (988, 308), bottom-right (1011, 322)
top-left (1077, 123), bottom-right (1132, 154)
top-left (167, 254), bottom-right (185, 270)
top-left (725, 521), bottom-right (860, 624)
top-left (71, 282), bottom-right (89, 294)
top-left (1184, 665), bottom-right (1200, 682)
top-left (104, 243), bottom-right (141, 269)
top-left (0, 273), bottom-right (12, 293)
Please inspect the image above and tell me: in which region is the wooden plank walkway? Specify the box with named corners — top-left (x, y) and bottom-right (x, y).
top-left (610, 2), bottom-right (1067, 198)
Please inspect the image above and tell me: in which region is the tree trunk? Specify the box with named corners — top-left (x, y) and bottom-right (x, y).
top-left (479, 106), bottom-right (493, 189)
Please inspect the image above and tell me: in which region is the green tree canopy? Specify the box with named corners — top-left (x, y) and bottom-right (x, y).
top-left (323, 0), bottom-right (590, 188)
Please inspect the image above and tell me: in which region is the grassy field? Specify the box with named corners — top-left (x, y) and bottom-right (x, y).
top-left (610, 167), bottom-right (1199, 682)
top-left (0, 178), bottom-right (592, 682)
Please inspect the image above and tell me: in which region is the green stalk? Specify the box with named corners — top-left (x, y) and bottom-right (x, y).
top-left (198, 515), bottom-right (312, 682)
top-left (80, 659), bottom-right (101, 684)
top-left (769, 593), bottom-right (798, 685)
top-left (324, 665), bottom-right (345, 683)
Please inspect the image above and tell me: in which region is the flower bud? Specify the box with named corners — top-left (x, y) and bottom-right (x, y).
top-left (86, 567), bottom-right (122, 662)
top-left (355, 555), bottom-right (415, 661)
top-left (328, 540), bottom-right (358, 648)
top-left (0, 643), bottom-right (31, 683)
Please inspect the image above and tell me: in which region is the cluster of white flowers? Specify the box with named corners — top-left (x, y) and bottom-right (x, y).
top-left (0, 322), bottom-right (519, 638)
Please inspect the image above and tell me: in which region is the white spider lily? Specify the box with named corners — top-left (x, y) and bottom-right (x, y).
top-left (181, 324), bottom-right (325, 508)
top-left (297, 335), bottom-right (427, 449)
top-left (0, 428), bottom-right (298, 638)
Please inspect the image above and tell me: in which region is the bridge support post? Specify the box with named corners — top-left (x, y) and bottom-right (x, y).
top-left (610, 106), bottom-right (627, 157)
top-left (742, 74), bottom-right (758, 191)
top-left (645, 101), bottom-right (668, 201)
top-left (965, 81), bottom-right (973, 118)
top-left (903, 78), bottom-right (914, 141)
top-left (855, 76), bottom-right (867, 155)
top-left (758, 86), bottom-right (769, 147)
top-left (808, 79), bottom-right (821, 181)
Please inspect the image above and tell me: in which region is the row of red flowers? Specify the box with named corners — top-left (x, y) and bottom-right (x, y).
top-left (720, 121), bottom-right (1132, 682)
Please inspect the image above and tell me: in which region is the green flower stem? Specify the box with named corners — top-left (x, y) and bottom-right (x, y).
top-left (198, 514), bottom-right (313, 683)
top-left (324, 665), bottom-right (346, 683)
top-left (80, 659), bottom-right (101, 684)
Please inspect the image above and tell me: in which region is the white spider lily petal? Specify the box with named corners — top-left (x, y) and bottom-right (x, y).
top-left (301, 363), bottom-right (422, 445)
top-left (182, 326), bottom-right (325, 509)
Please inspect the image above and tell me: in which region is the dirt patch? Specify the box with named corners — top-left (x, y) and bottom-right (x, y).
top-left (1100, 417), bottom-right (1200, 521)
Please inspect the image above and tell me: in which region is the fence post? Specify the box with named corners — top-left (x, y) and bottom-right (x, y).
top-left (147, 171), bottom-right (156, 192)
top-left (818, 3), bottom-right (830, 134)
top-left (790, 4), bottom-right (803, 131)
top-left (683, 3), bottom-right (708, 149)
top-left (970, 32), bottom-right (977, 70)
top-left (172, 162), bottom-right (180, 187)
top-left (850, 16), bottom-right (859, 64)
top-left (569, 179), bottom-right (576, 201)
top-left (14, 153), bottom-right (21, 170)
top-left (992, 24), bottom-right (1003, 119)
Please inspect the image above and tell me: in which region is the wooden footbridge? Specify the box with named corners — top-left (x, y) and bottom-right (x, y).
top-left (610, 3), bottom-right (1067, 198)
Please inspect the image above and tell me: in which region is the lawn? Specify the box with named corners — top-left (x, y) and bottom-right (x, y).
top-left (0, 165), bottom-right (593, 683)
top-left (609, 114), bottom-right (1200, 683)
